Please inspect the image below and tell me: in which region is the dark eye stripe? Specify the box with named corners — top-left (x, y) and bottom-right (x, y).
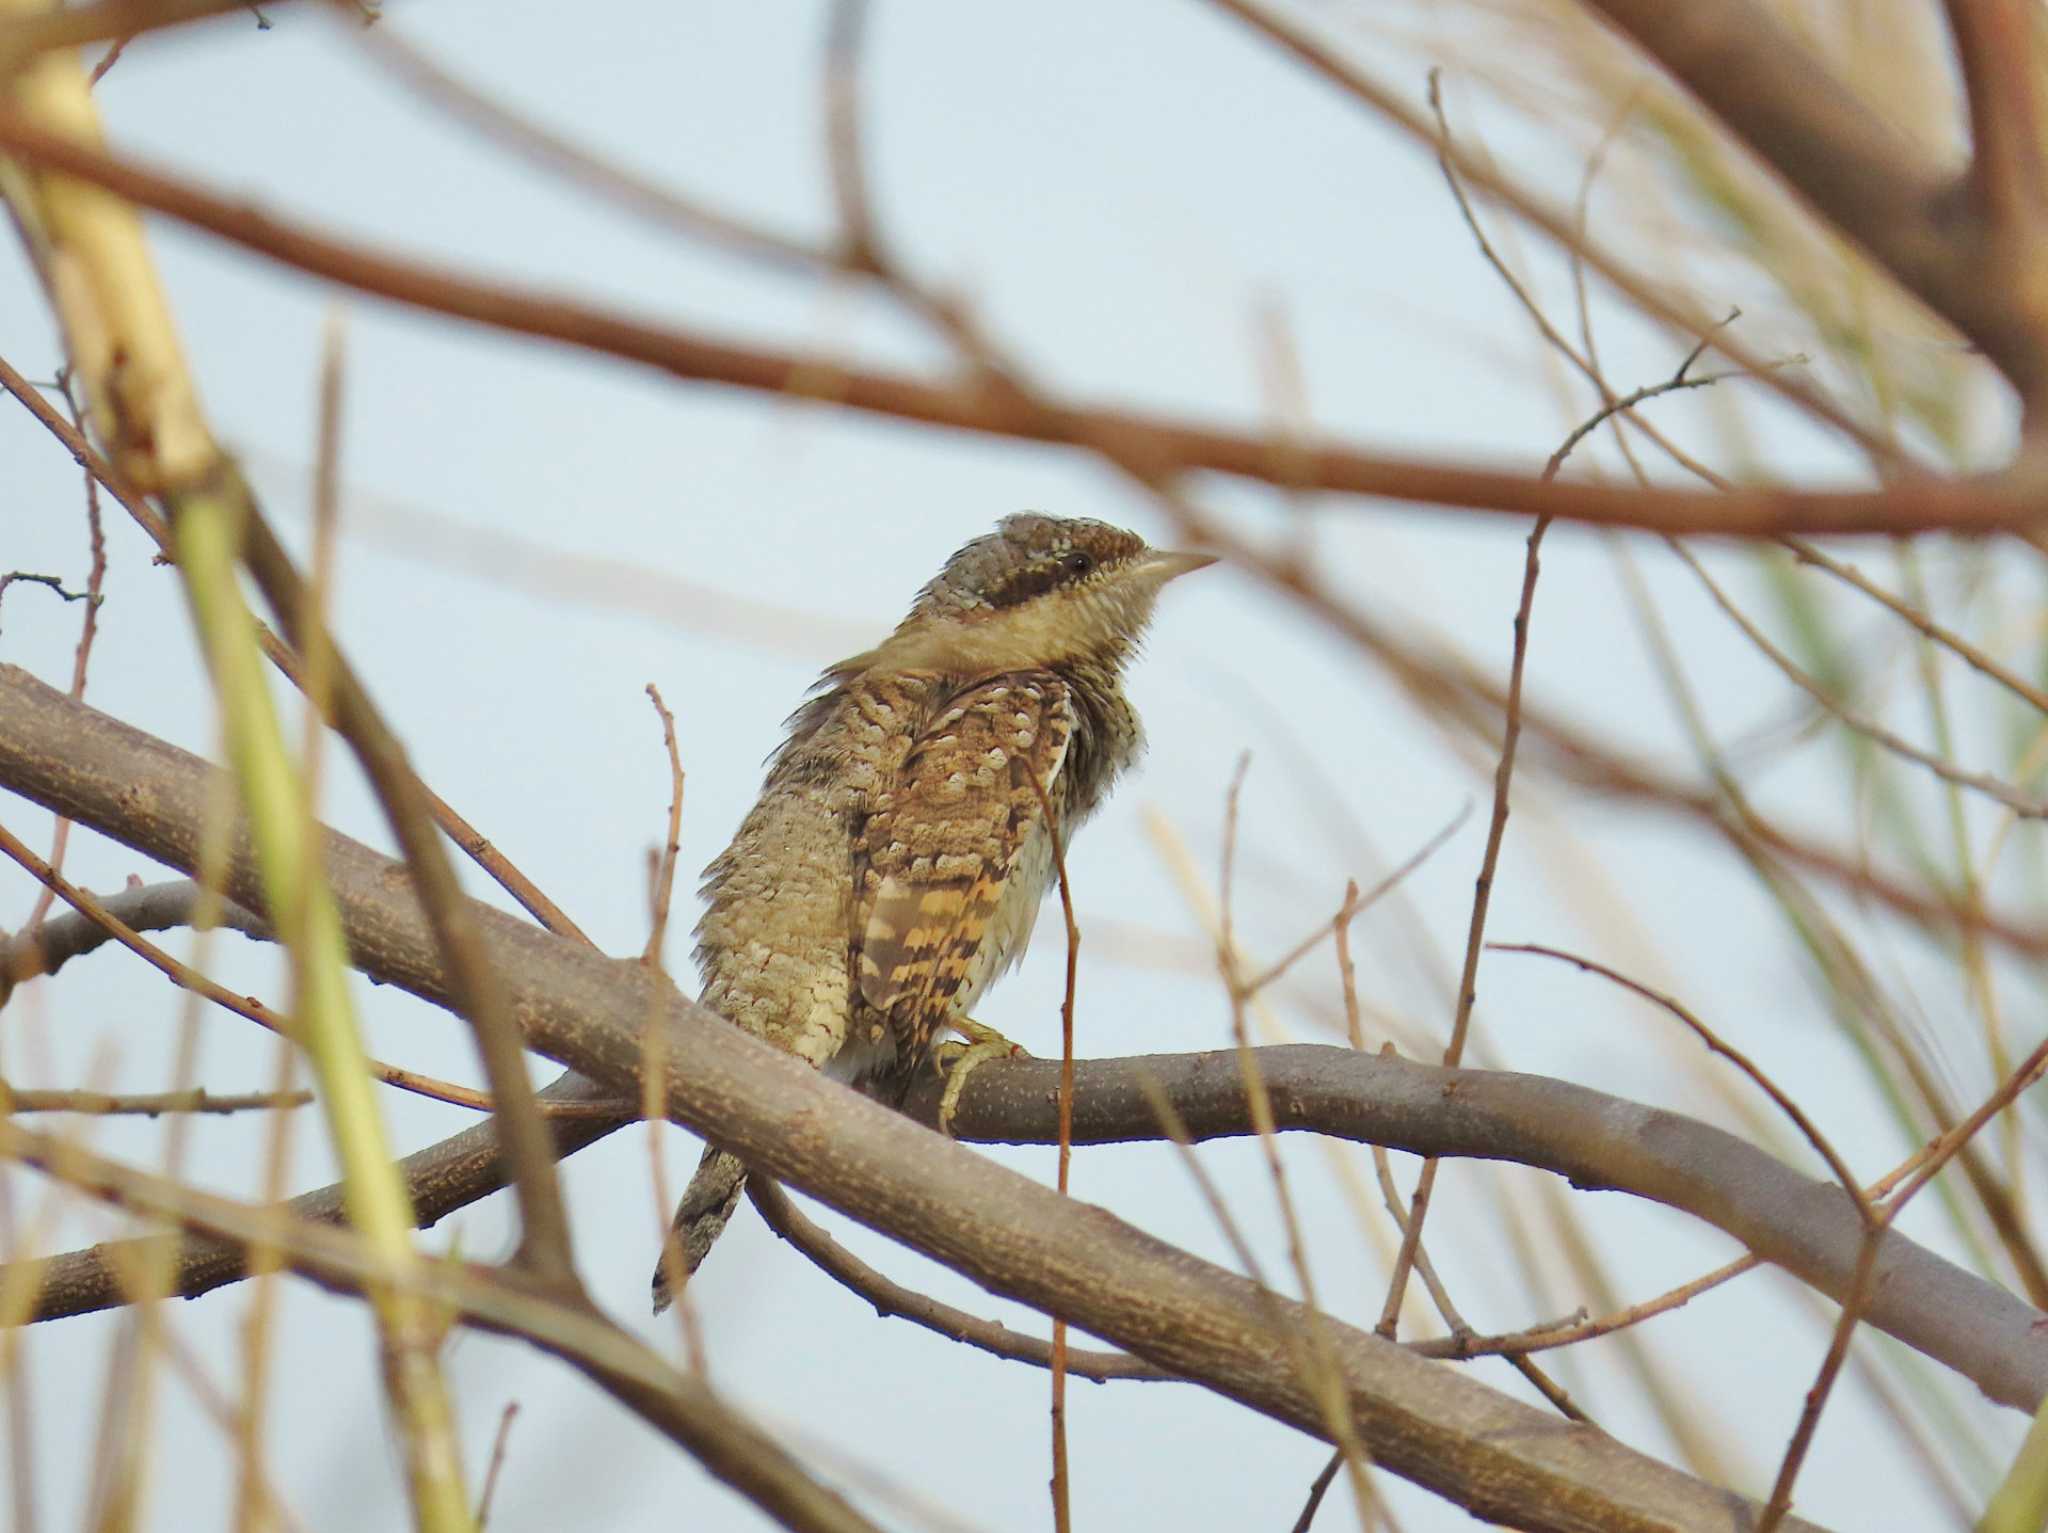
top-left (986, 562), bottom-right (1073, 609)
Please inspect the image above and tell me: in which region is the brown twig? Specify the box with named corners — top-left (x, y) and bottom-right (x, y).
top-left (1238, 804), bottom-right (1469, 1000)
top-left (1377, 514), bottom-right (1548, 1336)
top-left (1213, 765), bottom-right (1383, 1512)
top-left (747, 1179), bottom-right (1167, 1384)
top-left (1542, 336), bottom-right (1784, 482)
top-left (0, 571), bottom-right (96, 624)
top-left (1365, 1091), bottom-right (1588, 1422)
top-left (22, 370), bottom-right (108, 932)
top-left (641, 684), bottom-right (685, 967)
top-left (1488, 944), bottom-right (1873, 1222)
top-left (0, 826), bottom-right (493, 1111)
top-left (474, 1400), bottom-right (519, 1529)
top-left (821, 0), bottom-right (879, 273)
top-left (1022, 744), bottom-right (1080, 1533)
top-left (1409, 1254), bottom-right (1755, 1361)
top-left (1289, 1451), bottom-right (1343, 1533)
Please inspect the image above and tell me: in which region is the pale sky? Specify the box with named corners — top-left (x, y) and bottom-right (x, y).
top-left (0, 3), bottom-right (2015, 1530)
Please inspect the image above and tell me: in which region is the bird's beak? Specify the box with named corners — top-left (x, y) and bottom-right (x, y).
top-left (1139, 548), bottom-right (1220, 584)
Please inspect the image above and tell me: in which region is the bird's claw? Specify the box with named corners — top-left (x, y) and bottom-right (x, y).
top-left (936, 1020), bottom-right (1030, 1137)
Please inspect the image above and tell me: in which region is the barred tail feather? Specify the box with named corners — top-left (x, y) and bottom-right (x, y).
top-left (651, 1146), bottom-right (748, 1313)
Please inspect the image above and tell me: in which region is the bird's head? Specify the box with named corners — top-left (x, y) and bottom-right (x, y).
top-left (871, 513), bottom-right (1216, 676)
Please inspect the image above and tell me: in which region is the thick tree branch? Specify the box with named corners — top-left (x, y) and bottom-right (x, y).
top-left (0, 663), bottom-right (1845, 1532)
top-left (1944, 0), bottom-right (2048, 237)
top-left (1578, 0), bottom-right (2048, 404)
top-left (0, 111), bottom-right (2040, 537)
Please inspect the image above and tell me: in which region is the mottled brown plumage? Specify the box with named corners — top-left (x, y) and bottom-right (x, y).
top-left (652, 513), bottom-right (1212, 1310)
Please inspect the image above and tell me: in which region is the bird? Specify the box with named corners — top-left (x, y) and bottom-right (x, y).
top-left (652, 512), bottom-right (1214, 1312)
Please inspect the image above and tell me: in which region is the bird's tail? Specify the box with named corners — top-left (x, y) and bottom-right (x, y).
top-left (651, 1145), bottom-right (749, 1314)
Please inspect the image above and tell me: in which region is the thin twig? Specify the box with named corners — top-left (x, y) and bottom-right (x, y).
top-left (1238, 805), bottom-right (1470, 1000)
top-left (0, 1085), bottom-right (312, 1116)
top-left (0, 570), bottom-right (98, 627)
top-left (474, 1401), bottom-right (519, 1529)
top-left (23, 369), bottom-right (107, 931)
top-left (0, 822), bottom-right (495, 1111)
top-left (1378, 515), bottom-right (1549, 1335)
top-left (1216, 762), bottom-right (1381, 1524)
top-left (1488, 944), bottom-right (1873, 1222)
top-left (1544, 353), bottom-right (1788, 481)
top-left (1366, 1091), bottom-right (1588, 1421)
top-left (1780, 537), bottom-right (2048, 717)
top-left (1410, 1255), bottom-right (1754, 1361)
top-left (747, 1178), bottom-right (1168, 1383)
top-left (1290, 1452), bottom-right (1343, 1533)
top-left (1022, 765), bottom-right (1080, 1533)
top-left (1666, 536), bottom-right (2048, 819)
top-left (642, 684), bottom-right (685, 967)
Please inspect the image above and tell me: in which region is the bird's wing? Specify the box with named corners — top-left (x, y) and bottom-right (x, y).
top-left (854, 672), bottom-right (1073, 1065)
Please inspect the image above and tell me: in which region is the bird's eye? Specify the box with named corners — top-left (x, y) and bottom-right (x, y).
top-left (1063, 551), bottom-right (1095, 577)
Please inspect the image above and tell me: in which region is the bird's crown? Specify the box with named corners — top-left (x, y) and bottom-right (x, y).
top-left (918, 513), bottom-right (1148, 616)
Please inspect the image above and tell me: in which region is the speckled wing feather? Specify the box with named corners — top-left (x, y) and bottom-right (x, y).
top-left (854, 672), bottom-right (1072, 1075)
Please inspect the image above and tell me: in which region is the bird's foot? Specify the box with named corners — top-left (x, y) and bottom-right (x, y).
top-left (935, 1019), bottom-right (1030, 1136)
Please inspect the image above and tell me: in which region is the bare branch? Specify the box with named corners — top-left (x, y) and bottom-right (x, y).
top-left (0, 1084), bottom-right (311, 1115)
top-left (5, 113), bottom-right (2048, 537)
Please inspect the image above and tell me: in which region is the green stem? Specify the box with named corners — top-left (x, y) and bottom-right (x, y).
top-left (1981, 1404), bottom-right (2048, 1533)
top-left (172, 478), bottom-right (475, 1533)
